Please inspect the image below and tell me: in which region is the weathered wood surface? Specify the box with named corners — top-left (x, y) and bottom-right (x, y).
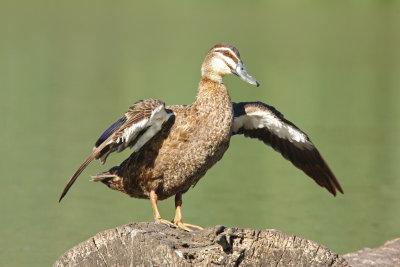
top-left (343, 238), bottom-right (400, 267)
top-left (54, 222), bottom-right (348, 267)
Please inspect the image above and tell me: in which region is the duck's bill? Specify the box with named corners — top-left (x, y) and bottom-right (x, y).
top-left (231, 62), bottom-right (260, 87)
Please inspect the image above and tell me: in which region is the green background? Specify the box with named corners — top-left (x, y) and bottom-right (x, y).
top-left (1, 1), bottom-right (400, 266)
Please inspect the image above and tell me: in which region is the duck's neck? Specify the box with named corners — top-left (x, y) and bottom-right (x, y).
top-left (195, 76), bottom-right (231, 108)
top-left (191, 76), bottom-right (233, 146)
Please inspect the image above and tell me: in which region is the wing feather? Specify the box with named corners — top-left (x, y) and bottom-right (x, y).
top-left (59, 99), bottom-right (174, 202)
top-left (232, 101), bottom-right (343, 196)
top-left (94, 116), bottom-right (127, 147)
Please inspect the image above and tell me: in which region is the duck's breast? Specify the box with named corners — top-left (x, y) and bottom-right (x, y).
top-left (153, 103), bottom-right (233, 196)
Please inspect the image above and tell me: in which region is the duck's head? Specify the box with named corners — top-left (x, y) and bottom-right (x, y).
top-left (201, 43), bottom-right (259, 87)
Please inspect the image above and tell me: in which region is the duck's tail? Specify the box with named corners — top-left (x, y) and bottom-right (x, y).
top-left (91, 168), bottom-right (125, 193)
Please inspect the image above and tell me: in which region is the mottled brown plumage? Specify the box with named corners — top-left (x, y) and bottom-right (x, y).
top-left (60, 44), bottom-right (343, 231)
top-left (94, 78), bottom-right (233, 200)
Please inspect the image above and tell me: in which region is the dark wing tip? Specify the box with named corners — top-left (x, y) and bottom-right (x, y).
top-left (338, 185), bottom-right (344, 194)
top-left (58, 153), bottom-right (95, 202)
top-left (321, 159), bottom-right (343, 196)
top-left (59, 190), bottom-right (67, 202)
top-left (332, 176), bottom-right (344, 196)
top-left (58, 175), bottom-right (77, 202)
top-left (59, 178), bottom-right (74, 202)
top-left (301, 152), bottom-right (343, 197)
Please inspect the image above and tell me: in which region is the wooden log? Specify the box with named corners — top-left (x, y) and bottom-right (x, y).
top-left (54, 222), bottom-right (348, 266)
top-left (343, 238), bottom-right (400, 267)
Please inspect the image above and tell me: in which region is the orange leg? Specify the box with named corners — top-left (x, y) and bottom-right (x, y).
top-left (173, 193), bottom-right (203, 231)
top-left (150, 190), bottom-right (175, 227)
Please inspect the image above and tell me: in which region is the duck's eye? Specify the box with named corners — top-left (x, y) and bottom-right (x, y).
top-left (224, 51), bottom-right (230, 56)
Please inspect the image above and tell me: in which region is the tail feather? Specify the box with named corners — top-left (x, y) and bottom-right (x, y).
top-left (91, 171), bottom-right (125, 192)
top-left (91, 172), bottom-right (115, 182)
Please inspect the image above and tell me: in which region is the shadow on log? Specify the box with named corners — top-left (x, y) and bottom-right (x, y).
top-left (54, 222), bottom-right (348, 266)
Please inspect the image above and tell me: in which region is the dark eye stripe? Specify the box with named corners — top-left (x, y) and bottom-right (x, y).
top-left (221, 58), bottom-right (234, 70)
top-left (214, 49), bottom-right (239, 64)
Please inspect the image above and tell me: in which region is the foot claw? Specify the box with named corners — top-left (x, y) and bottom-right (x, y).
top-left (155, 218), bottom-right (177, 228)
top-left (174, 221), bottom-right (203, 231)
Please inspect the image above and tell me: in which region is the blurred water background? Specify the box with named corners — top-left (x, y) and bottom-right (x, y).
top-left (1, 1), bottom-right (400, 266)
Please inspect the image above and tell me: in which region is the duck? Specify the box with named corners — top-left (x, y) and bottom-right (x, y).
top-left (59, 43), bottom-right (343, 231)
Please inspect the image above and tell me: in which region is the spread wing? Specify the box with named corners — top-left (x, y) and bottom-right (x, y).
top-left (232, 101), bottom-right (343, 196)
top-left (59, 99), bottom-right (174, 201)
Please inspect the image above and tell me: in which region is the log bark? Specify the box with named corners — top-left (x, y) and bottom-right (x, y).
top-left (343, 238), bottom-right (400, 267)
top-left (54, 222), bottom-right (348, 267)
